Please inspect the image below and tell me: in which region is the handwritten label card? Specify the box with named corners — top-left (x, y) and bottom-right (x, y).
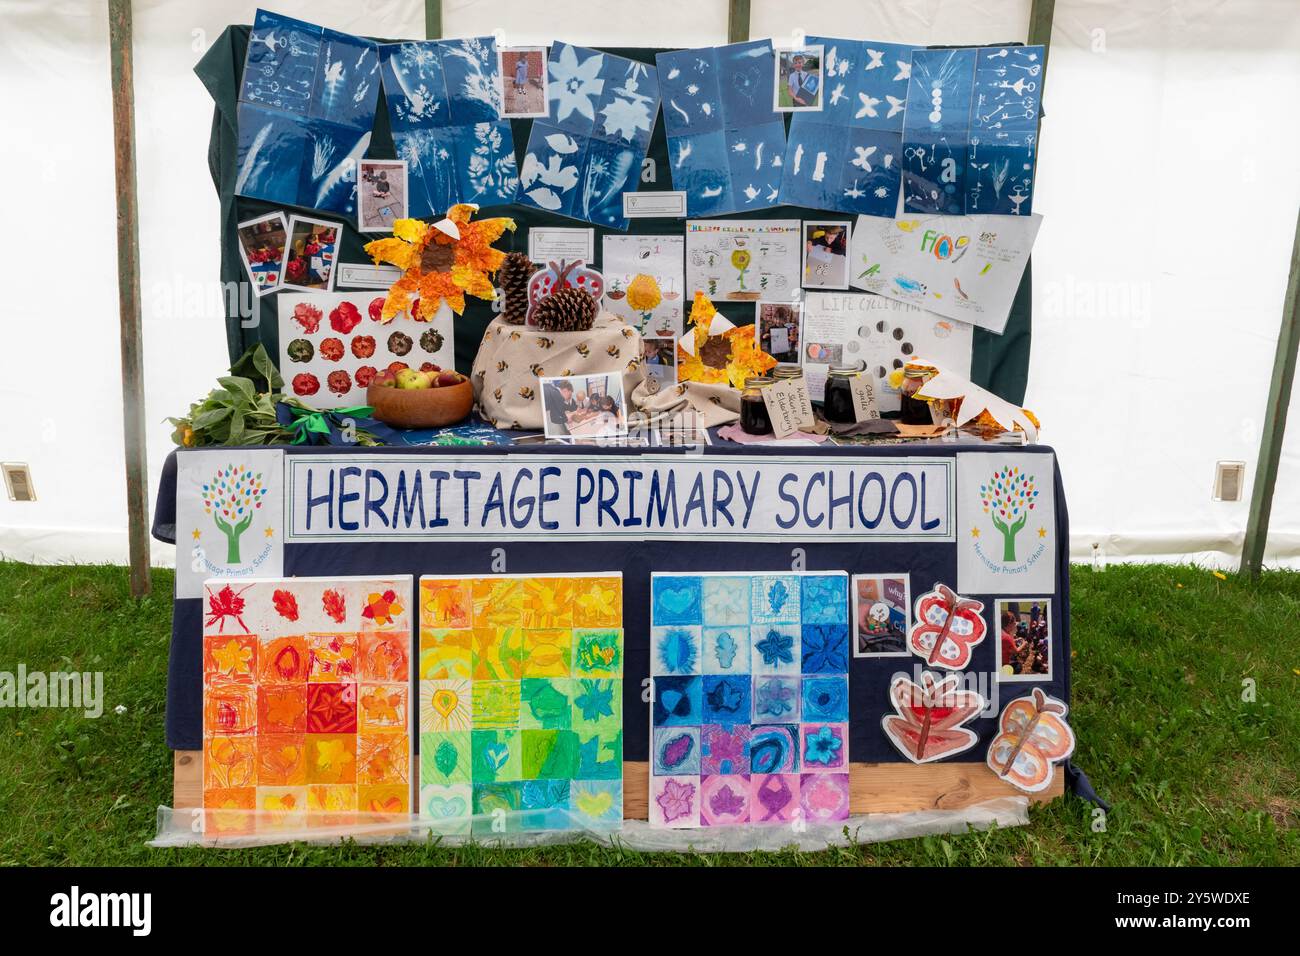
top-left (763, 380), bottom-right (812, 439)
top-left (850, 375), bottom-right (881, 422)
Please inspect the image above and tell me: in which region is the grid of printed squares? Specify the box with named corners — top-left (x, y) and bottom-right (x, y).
top-left (418, 574), bottom-right (624, 834)
top-left (649, 572), bottom-right (852, 828)
top-left (200, 577), bottom-right (413, 836)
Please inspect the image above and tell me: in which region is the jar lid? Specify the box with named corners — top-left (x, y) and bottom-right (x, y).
top-left (772, 363), bottom-right (803, 379)
top-left (744, 376), bottom-right (775, 388)
top-left (828, 362), bottom-right (863, 377)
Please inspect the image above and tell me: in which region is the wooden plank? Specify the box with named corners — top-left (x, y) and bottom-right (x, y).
top-left (727, 0), bottom-right (751, 45)
top-left (174, 752), bottom-right (1060, 816)
top-left (1242, 207), bottom-right (1300, 575)
top-left (107, 0), bottom-right (151, 599)
top-left (425, 0), bottom-right (442, 41)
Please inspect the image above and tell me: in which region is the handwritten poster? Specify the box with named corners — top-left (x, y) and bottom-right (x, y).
top-left (685, 220), bottom-right (801, 301)
top-left (602, 235), bottom-right (686, 338)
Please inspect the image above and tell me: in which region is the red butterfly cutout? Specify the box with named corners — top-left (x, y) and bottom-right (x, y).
top-left (882, 672), bottom-right (986, 763)
top-left (908, 583), bottom-right (986, 670)
top-left (986, 687), bottom-right (1075, 793)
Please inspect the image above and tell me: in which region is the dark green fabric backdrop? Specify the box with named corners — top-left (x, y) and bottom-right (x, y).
top-left (197, 26), bottom-right (1031, 403)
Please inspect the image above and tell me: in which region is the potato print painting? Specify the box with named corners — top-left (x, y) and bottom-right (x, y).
top-left (775, 46), bottom-right (823, 111)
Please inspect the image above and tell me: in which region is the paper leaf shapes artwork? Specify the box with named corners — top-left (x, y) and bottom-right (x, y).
top-left (780, 37), bottom-right (916, 217)
top-left (517, 44), bottom-right (661, 230)
top-left (418, 574), bottom-right (624, 833)
top-left (201, 575), bottom-right (413, 836)
top-left (676, 291), bottom-right (777, 388)
top-left (379, 37), bottom-right (520, 216)
top-left (881, 672), bottom-right (985, 763)
top-left (649, 572), bottom-right (851, 828)
top-left (657, 41), bottom-right (786, 217)
top-left (986, 688), bottom-right (1075, 793)
top-left (235, 10), bottom-right (380, 214)
top-left (901, 45), bottom-right (1043, 216)
top-left (908, 583), bottom-right (987, 671)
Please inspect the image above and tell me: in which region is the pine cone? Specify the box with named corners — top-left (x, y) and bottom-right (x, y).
top-left (534, 287), bottom-right (598, 332)
top-left (498, 252), bottom-right (537, 326)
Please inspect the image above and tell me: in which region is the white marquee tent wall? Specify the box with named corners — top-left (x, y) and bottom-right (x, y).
top-left (1, 0), bottom-right (1297, 569)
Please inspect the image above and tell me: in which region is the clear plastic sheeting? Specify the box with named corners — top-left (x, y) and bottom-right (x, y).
top-left (150, 798), bottom-right (1029, 850)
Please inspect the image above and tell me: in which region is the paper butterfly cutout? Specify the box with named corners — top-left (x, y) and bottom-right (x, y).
top-left (986, 687), bottom-right (1075, 793)
top-left (908, 583), bottom-right (987, 671)
top-left (881, 672), bottom-right (986, 764)
top-left (526, 258), bottom-right (605, 324)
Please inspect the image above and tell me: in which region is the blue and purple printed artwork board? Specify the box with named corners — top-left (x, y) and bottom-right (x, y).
top-left (656, 41), bottom-right (786, 217)
top-left (515, 44), bottom-right (661, 230)
top-left (780, 38), bottom-right (917, 218)
top-left (378, 37), bottom-right (520, 216)
top-left (155, 442), bottom-right (1072, 806)
top-left (235, 9), bottom-right (381, 216)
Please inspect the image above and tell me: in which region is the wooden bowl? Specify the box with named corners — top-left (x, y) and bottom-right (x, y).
top-left (366, 379), bottom-right (474, 429)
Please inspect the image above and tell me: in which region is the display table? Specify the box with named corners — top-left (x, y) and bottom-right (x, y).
top-left (153, 439), bottom-right (1071, 816)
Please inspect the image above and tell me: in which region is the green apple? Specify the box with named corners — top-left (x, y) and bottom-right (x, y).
top-left (395, 368), bottom-right (424, 390)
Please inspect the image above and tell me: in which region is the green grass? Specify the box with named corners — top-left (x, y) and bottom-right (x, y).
top-left (0, 561), bottom-right (1295, 866)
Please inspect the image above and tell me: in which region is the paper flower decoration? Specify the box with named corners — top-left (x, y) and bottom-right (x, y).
top-left (363, 204), bottom-right (515, 322)
top-left (908, 360), bottom-right (1041, 439)
top-left (676, 291), bottom-right (776, 388)
top-left (625, 273), bottom-right (662, 314)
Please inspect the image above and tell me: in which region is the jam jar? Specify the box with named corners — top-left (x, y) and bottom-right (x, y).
top-left (740, 375), bottom-right (775, 435)
top-left (898, 367), bottom-right (935, 425)
top-left (822, 363), bottom-right (861, 424)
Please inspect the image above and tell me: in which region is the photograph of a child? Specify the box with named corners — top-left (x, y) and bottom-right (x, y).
top-left (540, 373), bottom-right (628, 440)
top-left (235, 212), bottom-right (288, 296)
top-left (500, 47), bottom-right (548, 118)
top-left (776, 46), bottom-right (823, 111)
top-left (852, 574), bottom-right (911, 657)
top-left (284, 216), bottom-right (340, 292)
top-left (641, 336), bottom-right (678, 389)
top-left (756, 301), bottom-right (802, 363)
top-left (997, 599), bottom-right (1053, 680)
top-left (802, 222), bottom-right (851, 290)
top-left (358, 160), bottom-right (407, 233)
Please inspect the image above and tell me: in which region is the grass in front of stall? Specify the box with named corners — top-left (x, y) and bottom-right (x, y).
top-left (0, 561), bottom-right (1295, 866)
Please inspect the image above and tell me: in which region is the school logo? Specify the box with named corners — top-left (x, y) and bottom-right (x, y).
top-left (957, 452), bottom-right (1055, 595)
top-left (201, 464), bottom-right (268, 563)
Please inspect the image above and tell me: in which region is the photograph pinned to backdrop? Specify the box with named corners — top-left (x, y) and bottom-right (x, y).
top-left (234, 10), bottom-right (380, 214)
top-left (774, 45), bottom-right (824, 111)
top-left (235, 211), bottom-right (288, 297)
top-left (283, 215), bottom-right (341, 293)
top-left (200, 575), bottom-right (413, 837)
top-left (996, 598), bottom-right (1053, 681)
top-left (539, 372), bottom-right (629, 441)
top-left (851, 573), bottom-right (911, 657)
top-left (516, 44), bottom-right (660, 230)
top-left (755, 301), bottom-right (802, 364)
top-left (417, 573), bottom-right (624, 834)
top-left (908, 582), bottom-right (987, 672)
top-left (779, 37), bottom-right (916, 217)
top-left (378, 37), bottom-right (520, 217)
top-left (656, 40), bottom-right (786, 216)
top-left (881, 672), bottom-right (985, 764)
top-left (602, 234), bottom-right (684, 338)
top-left (685, 220), bottom-right (801, 301)
top-left (648, 571), bottom-right (852, 828)
top-left (799, 291), bottom-right (974, 408)
top-left (848, 212), bottom-right (1042, 334)
top-left (279, 290), bottom-right (454, 408)
top-left (498, 46), bottom-right (549, 118)
top-left (802, 221), bottom-right (852, 290)
top-left (356, 159), bottom-right (407, 234)
top-left (641, 336), bottom-right (679, 390)
top-left (986, 688), bottom-right (1075, 794)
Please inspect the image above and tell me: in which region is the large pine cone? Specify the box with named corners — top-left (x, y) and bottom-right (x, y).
top-left (498, 252), bottom-right (537, 326)
top-left (534, 287), bottom-right (598, 332)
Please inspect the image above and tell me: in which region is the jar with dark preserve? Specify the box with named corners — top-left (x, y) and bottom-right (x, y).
top-left (822, 364), bottom-right (860, 424)
top-left (772, 363), bottom-right (803, 383)
top-left (740, 375), bottom-right (775, 435)
top-left (898, 368), bottom-right (934, 425)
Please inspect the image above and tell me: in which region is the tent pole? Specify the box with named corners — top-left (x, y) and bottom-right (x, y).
top-left (1028, 0), bottom-right (1056, 73)
top-left (426, 0), bottom-right (442, 40)
top-left (108, 0), bottom-right (151, 599)
top-left (1242, 208), bottom-right (1300, 576)
top-left (728, 1), bottom-right (751, 43)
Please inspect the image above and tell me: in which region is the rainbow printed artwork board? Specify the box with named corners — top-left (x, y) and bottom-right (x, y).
top-left (418, 573), bottom-right (624, 833)
top-left (649, 571), bottom-right (852, 828)
top-left (200, 575), bottom-right (414, 837)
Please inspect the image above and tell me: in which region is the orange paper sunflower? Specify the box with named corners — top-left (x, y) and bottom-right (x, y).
top-left (676, 291), bottom-right (777, 388)
top-left (363, 204), bottom-right (515, 322)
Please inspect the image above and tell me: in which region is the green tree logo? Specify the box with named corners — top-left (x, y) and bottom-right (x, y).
top-left (201, 464), bottom-right (267, 563)
top-left (980, 466), bottom-right (1038, 562)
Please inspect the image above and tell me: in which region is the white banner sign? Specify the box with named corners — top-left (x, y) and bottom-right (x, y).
top-left (285, 454), bottom-right (955, 543)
